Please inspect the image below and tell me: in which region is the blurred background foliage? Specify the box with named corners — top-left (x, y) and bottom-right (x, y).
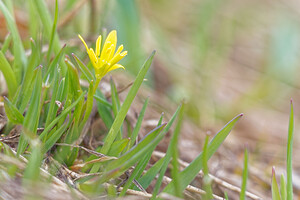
top-left (1, 0), bottom-right (300, 166)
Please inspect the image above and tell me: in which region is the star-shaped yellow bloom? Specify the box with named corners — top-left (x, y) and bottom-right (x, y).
top-left (78, 30), bottom-right (127, 79)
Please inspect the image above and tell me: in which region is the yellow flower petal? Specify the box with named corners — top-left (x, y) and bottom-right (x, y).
top-left (109, 51), bottom-right (127, 66)
top-left (88, 48), bottom-right (98, 68)
top-left (78, 34), bottom-right (89, 52)
top-left (95, 35), bottom-right (102, 57)
top-left (106, 64), bottom-right (125, 74)
top-left (100, 30), bottom-right (117, 62)
top-left (115, 45), bottom-right (124, 55)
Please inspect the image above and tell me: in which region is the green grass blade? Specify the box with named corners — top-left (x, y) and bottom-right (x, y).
top-left (32, 0), bottom-right (61, 55)
top-left (65, 57), bottom-right (83, 125)
top-left (98, 124), bottom-right (167, 183)
top-left (95, 89), bottom-right (114, 129)
top-left (107, 123), bottom-right (166, 171)
top-left (136, 157), bottom-right (164, 190)
top-left (79, 80), bottom-right (94, 130)
top-left (17, 66), bottom-right (42, 155)
top-left (93, 94), bottom-right (112, 108)
top-left (107, 138), bottom-right (129, 157)
top-left (122, 112), bottom-right (165, 194)
top-left (224, 192), bottom-right (229, 200)
top-left (100, 51), bottom-right (155, 155)
top-left (45, 44), bottom-right (66, 83)
top-left (163, 113), bottom-right (243, 194)
top-left (127, 97), bottom-right (149, 150)
top-left (170, 108), bottom-right (183, 198)
top-left (287, 99), bottom-right (294, 200)
top-left (0, 51), bottom-right (18, 97)
top-left (39, 92), bottom-right (85, 140)
top-left (120, 151), bottom-right (152, 195)
top-left (240, 147), bottom-right (248, 200)
top-left (23, 139), bottom-right (43, 181)
top-left (0, 1), bottom-right (26, 83)
top-left (43, 120), bottom-right (70, 153)
top-left (3, 96), bottom-right (24, 124)
top-left (110, 78), bottom-right (122, 140)
top-left (45, 68), bottom-right (60, 127)
top-left (1, 32), bottom-right (12, 54)
top-left (46, 0), bottom-right (59, 63)
top-left (280, 174), bottom-right (287, 200)
top-left (272, 167), bottom-right (281, 200)
top-left (16, 39), bottom-right (40, 112)
top-left (152, 104), bottom-right (184, 199)
top-left (72, 53), bottom-right (95, 82)
top-left (202, 134), bottom-right (213, 200)
top-left (134, 108), bottom-right (179, 190)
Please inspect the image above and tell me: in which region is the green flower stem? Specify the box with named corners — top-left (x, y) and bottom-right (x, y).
top-left (93, 77), bottom-right (102, 95)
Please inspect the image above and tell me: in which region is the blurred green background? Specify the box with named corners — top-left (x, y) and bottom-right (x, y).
top-left (2, 0), bottom-right (300, 137)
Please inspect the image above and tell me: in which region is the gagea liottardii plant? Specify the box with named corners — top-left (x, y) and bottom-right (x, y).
top-left (78, 30), bottom-right (127, 94)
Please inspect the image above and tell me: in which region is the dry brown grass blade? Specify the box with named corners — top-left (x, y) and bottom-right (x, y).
top-left (106, 81), bottom-right (134, 99)
top-left (104, 183), bottom-right (152, 198)
top-left (57, 0), bottom-right (89, 30)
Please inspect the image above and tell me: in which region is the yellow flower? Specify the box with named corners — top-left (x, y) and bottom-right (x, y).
top-left (78, 30), bottom-right (127, 79)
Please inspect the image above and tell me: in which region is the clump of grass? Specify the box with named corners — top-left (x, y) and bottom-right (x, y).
top-left (0, 1), bottom-right (297, 199)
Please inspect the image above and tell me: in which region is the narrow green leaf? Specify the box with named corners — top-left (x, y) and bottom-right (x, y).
top-left (107, 123), bottom-right (166, 171)
top-left (45, 68), bottom-right (60, 127)
top-left (45, 44), bottom-right (66, 83)
top-left (280, 174), bottom-right (287, 200)
top-left (39, 92), bottom-right (85, 141)
top-left (65, 57), bottom-right (83, 126)
top-left (43, 120), bottom-right (70, 153)
top-left (128, 113), bottom-right (164, 191)
top-left (94, 94), bottom-right (112, 108)
top-left (122, 113), bottom-right (166, 194)
top-left (46, 0), bottom-right (59, 62)
top-left (202, 134), bottom-right (213, 200)
top-left (32, 0), bottom-right (62, 66)
top-left (110, 78), bottom-right (122, 140)
top-left (16, 39), bottom-right (40, 113)
top-left (136, 157), bottom-right (164, 190)
top-left (1, 32), bottom-right (12, 54)
top-left (0, 51), bottom-right (18, 97)
top-left (240, 148), bottom-right (248, 200)
top-left (79, 80), bottom-right (94, 130)
top-left (287, 99), bottom-right (294, 200)
top-left (163, 113), bottom-right (243, 194)
top-left (107, 138), bottom-right (129, 157)
top-left (272, 167), bottom-right (281, 200)
top-left (23, 139), bottom-right (43, 181)
top-left (72, 53), bottom-right (95, 82)
top-left (0, 1), bottom-right (26, 83)
top-left (120, 151), bottom-right (152, 196)
top-left (57, 78), bottom-right (67, 101)
top-left (17, 66), bottom-right (42, 155)
top-left (100, 51), bottom-right (155, 155)
top-left (4, 97), bottom-right (24, 124)
top-left (127, 97), bottom-right (149, 150)
top-left (95, 89), bottom-right (114, 129)
top-left (98, 124), bottom-right (166, 183)
top-left (224, 192), bottom-right (229, 200)
top-left (152, 104), bottom-right (184, 199)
